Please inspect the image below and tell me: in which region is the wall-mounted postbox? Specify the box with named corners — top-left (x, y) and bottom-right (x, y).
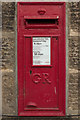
top-left (17, 2), bottom-right (66, 116)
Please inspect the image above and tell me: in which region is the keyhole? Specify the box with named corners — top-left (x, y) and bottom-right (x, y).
top-left (30, 70), bottom-right (32, 74)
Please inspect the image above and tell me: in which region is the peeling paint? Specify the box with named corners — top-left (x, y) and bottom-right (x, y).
top-left (54, 87), bottom-right (56, 95)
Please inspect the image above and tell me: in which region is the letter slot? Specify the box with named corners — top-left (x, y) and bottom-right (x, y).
top-left (24, 16), bottom-right (59, 29)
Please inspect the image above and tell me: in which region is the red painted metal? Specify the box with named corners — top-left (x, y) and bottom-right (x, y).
top-left (17, 2), bottom-right (66, 116)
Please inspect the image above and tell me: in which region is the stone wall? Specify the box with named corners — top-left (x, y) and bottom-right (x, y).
top-left (2, 2), bottom-right (17, 115)
top-left (67, 2), bottom-right (80, 116)
top-left (2, 2), bottom-right (80, 120)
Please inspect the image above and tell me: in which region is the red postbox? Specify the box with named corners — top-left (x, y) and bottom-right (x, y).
top-left (17, 2), bottom-right (66, 116)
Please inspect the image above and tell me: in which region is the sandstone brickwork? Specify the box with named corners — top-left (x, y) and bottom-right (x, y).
top-left (2, 2), bottom-right (17, 115)
top-left (67, 2), bottom-right (80, 116)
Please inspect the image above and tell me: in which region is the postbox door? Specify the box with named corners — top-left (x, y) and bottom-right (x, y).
top-left (24, 36), bottom-right (59, 110)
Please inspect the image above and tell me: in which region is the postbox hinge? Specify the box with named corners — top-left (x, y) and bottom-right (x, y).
top-left (23, 88), bottom-right (25, 96)
top-left (23, 81), bottom-right (25, 96)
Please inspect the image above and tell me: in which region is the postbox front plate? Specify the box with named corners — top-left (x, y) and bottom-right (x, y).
top-left (17, 2), bottom-right (66, 116)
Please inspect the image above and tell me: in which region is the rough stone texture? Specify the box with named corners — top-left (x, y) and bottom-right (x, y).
top-left (67, 2), bottom-right (80, 116)
top-left (69, 36), bottom-right (79, 69)
top-left (2, 2), bottom-right (17, 116)
top-left (68, 2), bottom-right (80, 33)
top-left (2, 1), bottom-right (80, 120)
